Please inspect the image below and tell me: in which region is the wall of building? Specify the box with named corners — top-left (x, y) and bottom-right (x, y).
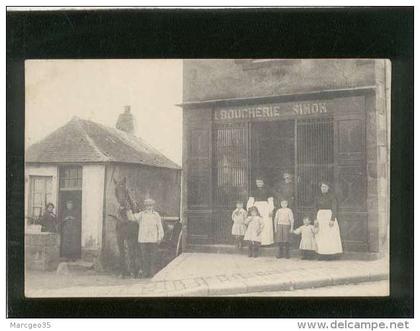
top-left (365, 60), bottom-right (390, 254)
top-left (183, 59), bottom-right (376, 102)
top-left (102, 164), bottom-right (181, 270)
top-left (81, 165), bottom-right (105, 254)
top-left (182, 59), bottom-right (390, 255)
top-left (24, 164), bottom-right (59, 227)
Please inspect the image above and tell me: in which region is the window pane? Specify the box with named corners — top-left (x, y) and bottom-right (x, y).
top-left (60, 167), bottom-right (82, 189)
top-left (33, 193), bottom-right (43, 207)
top-left (34, 178), bottom-right (43, 192)
top-left (214, 126), bottom-right (248, 207)
top-left (45, 178), bottom-right (52, 193)
top-left (29, 176), bottom-right (53, 217)
top-left (45, 193), bottom-right (53, 205)
top-left (33, 207), bottom-right (42, 218)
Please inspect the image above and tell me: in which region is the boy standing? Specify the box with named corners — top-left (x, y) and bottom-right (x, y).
top-left (129, 198), bottom-right (164, 278)
top-left (274, 199), bottom-right (294, 259)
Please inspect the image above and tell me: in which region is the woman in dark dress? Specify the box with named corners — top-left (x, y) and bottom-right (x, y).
top-left (39, 203), bottom-right (57, 233)
top-left (314, 182), bottom-right (343, 259)
top-left (61, 200), bottom-right (81, 261)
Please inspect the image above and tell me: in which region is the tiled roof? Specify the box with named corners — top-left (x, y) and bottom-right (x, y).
top-left (26, 117), bottom-right (180, 169)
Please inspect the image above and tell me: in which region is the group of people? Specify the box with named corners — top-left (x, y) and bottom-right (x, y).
top-left (37, 197), bottom-right (164, 279)
top-left (231, 173), bottom-right (343, 260)
top-left (38, 200), bottom-right (81, 261)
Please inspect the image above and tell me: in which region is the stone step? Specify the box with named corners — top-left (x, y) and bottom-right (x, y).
top-left (186, 244), bottom-right (381, 260)
top-left (56, 260), bottom-right (95, 275)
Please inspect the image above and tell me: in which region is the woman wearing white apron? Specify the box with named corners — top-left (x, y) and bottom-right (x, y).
top-left (247, 178), bottom-right (274, 246)
top-left (314, 181), bottom-right (343, 259)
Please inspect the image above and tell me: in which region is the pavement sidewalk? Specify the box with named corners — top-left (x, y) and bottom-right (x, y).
top-left (26, 253), bottom-right (389, 297)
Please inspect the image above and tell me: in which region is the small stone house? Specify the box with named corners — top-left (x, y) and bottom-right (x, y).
top-left (25, 115), bottom-right (181, 269)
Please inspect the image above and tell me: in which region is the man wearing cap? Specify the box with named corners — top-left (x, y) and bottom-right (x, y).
top-left (128, 198), bottom-right (164, 278)
top-left (272, 172), bottom-right (295, 210)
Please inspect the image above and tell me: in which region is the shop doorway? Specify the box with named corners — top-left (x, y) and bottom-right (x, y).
top-left (251, 118), bottom-right (334, 226)
top-left (296, 118), bottom-right (334, 221)
top-left (251, 120), bottom-right (295, 192)
top-left (212, 118), bottom-right (334, 244)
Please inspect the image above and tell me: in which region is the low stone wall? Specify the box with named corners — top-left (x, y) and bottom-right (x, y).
top-left (25, 233), bottom-right (60, 271)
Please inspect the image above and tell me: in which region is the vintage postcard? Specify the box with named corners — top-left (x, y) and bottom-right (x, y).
top-left (24, 59), bottom-right (390, 297)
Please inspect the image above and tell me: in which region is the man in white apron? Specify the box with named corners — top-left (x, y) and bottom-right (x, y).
top-left (247, 178), bottom-right (274, 246)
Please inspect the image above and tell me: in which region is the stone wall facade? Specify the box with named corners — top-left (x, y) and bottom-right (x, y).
top-left (182, 59), bottom-right (391, 255)
top-left (184, 59), bottom-right (376, 102)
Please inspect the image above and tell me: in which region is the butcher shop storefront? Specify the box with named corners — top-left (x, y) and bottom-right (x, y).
top-left (181, 60), bottom-right (389, 255)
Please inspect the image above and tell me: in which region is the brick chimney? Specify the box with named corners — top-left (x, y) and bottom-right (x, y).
top-left (116, 105), bottom-right (135, 134)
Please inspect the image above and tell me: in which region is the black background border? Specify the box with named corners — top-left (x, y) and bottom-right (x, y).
top-left (6, 7), bottom-right (414, 318)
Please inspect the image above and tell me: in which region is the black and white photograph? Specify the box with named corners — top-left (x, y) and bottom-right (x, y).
top-left (6, 6), bottom-right (413, 321)
top-left (23, 59), bottom-right (390, 297)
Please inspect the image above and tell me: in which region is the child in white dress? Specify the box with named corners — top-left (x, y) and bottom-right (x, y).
top-left (293, 216), bottom-right (318, 260)
top-left (231, 201), bottom-right (247, 248)
top-left (244, 206), bottom-right (264, 258)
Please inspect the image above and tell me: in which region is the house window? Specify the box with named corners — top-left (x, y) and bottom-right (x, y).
top-left (29, 176), bottom-right (53, 218)
top-left (59, 166), bottom-right (82, 190)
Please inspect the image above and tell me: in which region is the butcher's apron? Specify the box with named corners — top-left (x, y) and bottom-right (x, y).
top-left (315, 209), bottom-right (343, 255)
top-left (254, 201), bottom-right (274, 246)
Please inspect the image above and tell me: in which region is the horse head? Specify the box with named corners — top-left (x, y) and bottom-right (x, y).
top-left (114, 177), bottom-right (129, 207)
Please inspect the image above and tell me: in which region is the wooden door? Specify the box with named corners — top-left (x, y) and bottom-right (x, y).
top-left (334, 111), bottom-right (368, 251)
top-left (59, 191), bottom-right (82, 258)
top-left (185, 109), bottom-right (213, 244)
top-left (58, 166), bottom-right (83, 258)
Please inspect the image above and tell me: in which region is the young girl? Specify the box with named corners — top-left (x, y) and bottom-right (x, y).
top-left (244, 206), bottom-right (264, 258)
top-left (274, 199), bottom-right (294, 259)
top-left (293, 216), bottom-right (318, 260)
top-left (231, 201), bottom-right (247, 248)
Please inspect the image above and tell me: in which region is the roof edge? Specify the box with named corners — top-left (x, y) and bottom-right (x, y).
top-left (26, 160), bottom-right (181, 170)
top-left (178, 86), bottom-right (377, 108)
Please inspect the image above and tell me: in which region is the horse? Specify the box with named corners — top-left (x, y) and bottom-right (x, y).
top-left (110, 177), bottom-right (140, 277)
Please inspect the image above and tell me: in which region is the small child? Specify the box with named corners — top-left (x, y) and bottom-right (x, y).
top-left (231, 201), bottom-right (248, 248)
top-left (274, 199), bottom-right (294, 259)
top-left (293, 216), bottom-right (318, 260)
top-left (244, 206), bottom-right (264, 258)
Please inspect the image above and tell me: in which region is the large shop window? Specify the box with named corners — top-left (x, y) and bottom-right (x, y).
top-left (296, 118), bottom-right (334, 208)
top-left (214, 124), bottom-right (248, 207)
top-left (29, 176), bottom-right (53, 218)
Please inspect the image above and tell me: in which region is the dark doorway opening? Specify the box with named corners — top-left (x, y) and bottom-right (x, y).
top-left (58, 166), bottom-right (83, 259)
top-left (296, 118), bottom-right (334, 223)
top-left (251, 120), bottom-right (295, 191)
